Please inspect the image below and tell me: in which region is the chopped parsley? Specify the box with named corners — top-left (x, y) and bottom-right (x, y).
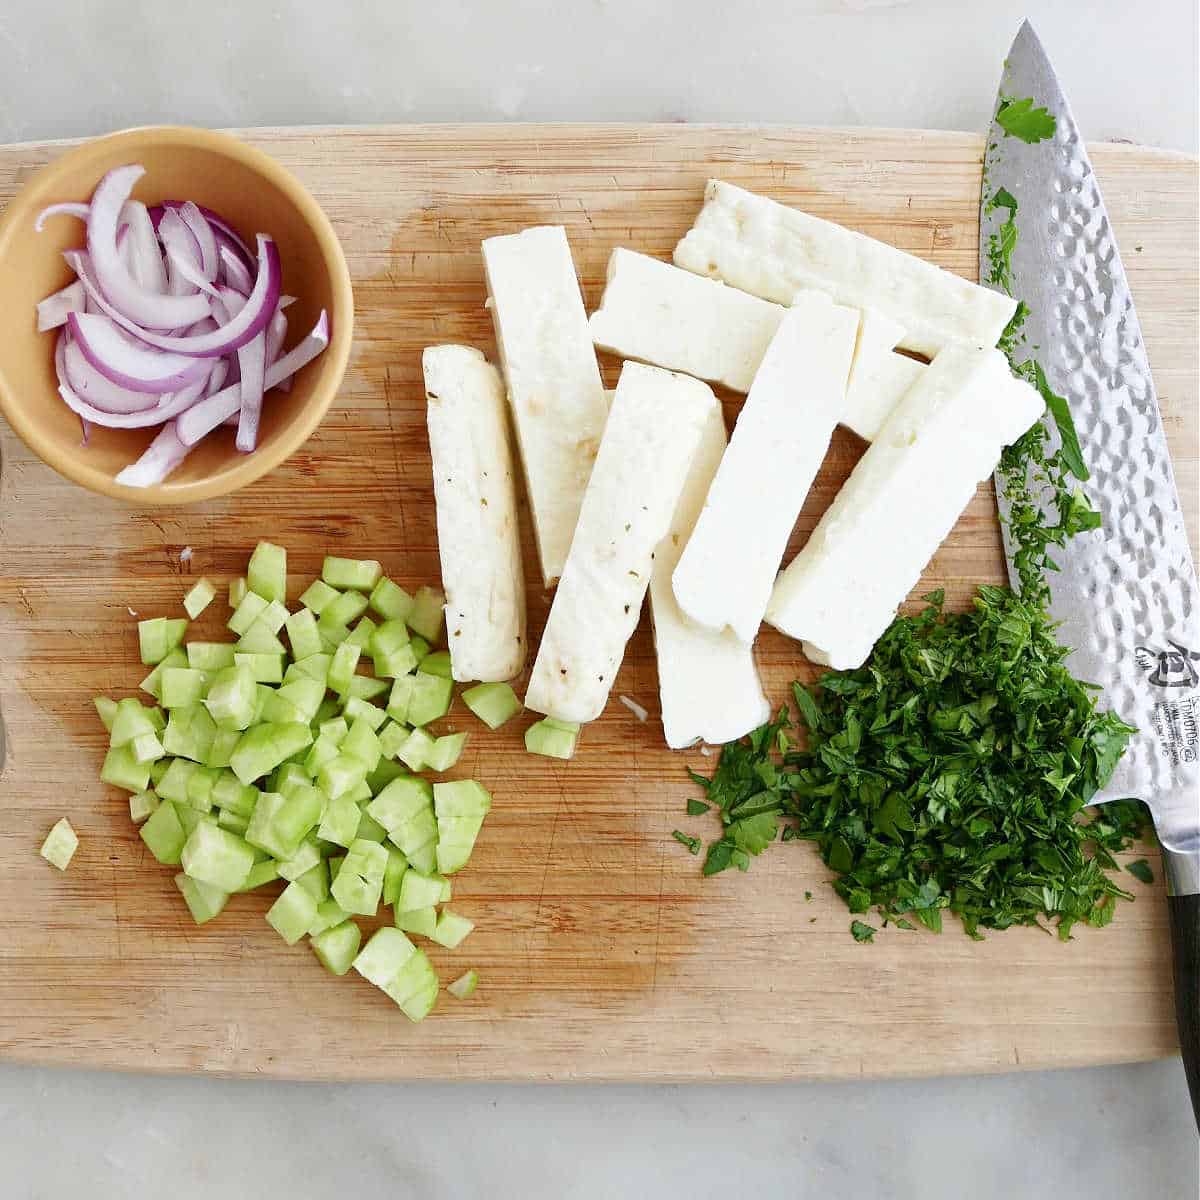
top-left (1126, 859), bottom-right (1155, 885)
top-left (850, 921), bottom-right (877, 944)
top-left (686, 799), bottom-right (711, 817)
top-left (996, 95), bottom-right (1056, 143)
top-left (672, 830), bottom-right (702, 856)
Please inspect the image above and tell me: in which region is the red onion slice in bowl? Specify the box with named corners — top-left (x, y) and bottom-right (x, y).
top-left (34, 202), bottom-right (90, 232)
top-left (179, 202), bottom-right (219, 280)
top-left (218, 243), bottom-right (254, 294)
top-left (119, 200), bottom-right (169, 294)
top-left (37, 281), bottom-right (86, 332)
top-left (114, 421), bottom-right (194, 488)
top-left (86, 165), bottom-right (211, 327)
top-left (68, 312), bottom-right (212, 393)
top-left (62, 337), bottom-right (163, 415)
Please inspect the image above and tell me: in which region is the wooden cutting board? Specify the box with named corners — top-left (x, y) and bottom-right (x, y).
top-left (1, 126), bottom-right (1196, 1082)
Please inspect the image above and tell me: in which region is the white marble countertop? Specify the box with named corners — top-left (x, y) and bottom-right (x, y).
top-left (0, 1), bottom-right (1196, 1196)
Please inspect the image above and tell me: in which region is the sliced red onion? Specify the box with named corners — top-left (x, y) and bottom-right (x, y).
top-left (86, 165), bottom-right (210, 327)
top-left (35, 202), bottom-right (90, 232)
top-left (217, 243), bottom-right (253, 294)
top-left (265, 306), bottom-right (291, 392)
top-left (68, 312), bottom-right (211, 393)
top-left (119, 200), bottom-right (168, 295)
top-left (176, 310), bottom-right (329, 445)
top-left (179, 202), bottom-right (218, 280)
top-left (66, 234), bottom-right (280, 357)
top-left (205, 358), bottom-right (230, 396)
top-left (62, 337), bottom-right (163, 414)
top-left (167, 248), bottom-right (221, 298)
top-left (235, 330), bottom-right (266, 452)
top-left (36, 280), bottom-right (86, 332)
top-left (158, 207), bottom-right (204, 297)
top-left (115, 421), bottom-right (193, 487)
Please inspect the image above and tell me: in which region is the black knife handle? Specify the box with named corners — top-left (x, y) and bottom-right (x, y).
top-left (1167, 890), bottom-right (1199, 1127)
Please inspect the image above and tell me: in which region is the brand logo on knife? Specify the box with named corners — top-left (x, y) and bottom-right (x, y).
top-left (1134, 641), bottom-right (1200, 689)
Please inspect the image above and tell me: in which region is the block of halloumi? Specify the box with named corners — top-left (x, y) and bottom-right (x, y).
top-left (674, 180), bottom-right (1017, 357)
top-left (765, 346), bottom-right (1045, 669)
top-left (650, 404), bottom-right (771, 749)
top-left (588, 247), bottom-right (784, 392)
top-left (525, 362), bottom-right (716, 725)
top-left (672, 291), bottom-right (858, 644)
top-left (423, 345), bottom-right (526, 682)
top-left (481, 226), bottom-right (608, 588)
top-left (842, 308), bottom-right (927, 441)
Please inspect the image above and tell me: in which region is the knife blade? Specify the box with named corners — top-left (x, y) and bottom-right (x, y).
top-left (981, 19), bottom-right (1199, 1118)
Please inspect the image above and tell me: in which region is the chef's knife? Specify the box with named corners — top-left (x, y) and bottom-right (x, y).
top-left (982, 20), bottom-right (1199, 1121)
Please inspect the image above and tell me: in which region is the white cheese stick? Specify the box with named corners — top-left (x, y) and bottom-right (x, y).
top-left (423, 345), bottom-right (527, 682)
top-left (765, 345), bottom-right (1045, 669)
top-left (672, 291), bottom-right (858, 644)
top-left (650, 405), bottom-right (771, 748)
top-left (674, 180), bottom-right (1017, 357)
top-left (588, 247), bottom-right (784, 392)
top-left (481, 226), bottom-right (608, 588)
top-left (525, 362), bottom-right (717, 725)
top-left (842, 308), bottom-right (927, 442)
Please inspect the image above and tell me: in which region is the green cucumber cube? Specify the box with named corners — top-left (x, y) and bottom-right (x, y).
top-left (354, 807), bottom-right (389, 843)
top-left (330, 838), bottom-right (388, 916)
top-left (296, 862), bottom-right (329, 907)
top-left (289, 653), bottom-right (332, 686)
top-left (139, 800), bottom-right (187, 864)
top-left (321, 717), bottom-right (351, 743)
top-left (156, 757), bottom-right (197, 805)
top-left (172, 801), bottom-right (210, 837)
top-left (237, 858), bottom-right (280, 893)
top-left (227, 591), bottom-right (269, 636)
top-left (230, 722), bottom-right (313, 784)
top-left (317, 794), bottom-right (362, 848)
top-left (174, 873), bottom-right (229, 924)
top-left (373, 644), bottom-right (418, 679)
top-left (187, 642), bottom-right (236, 671)
top-left (367, 776), bottom-right (432, 832)
top-left (425, 732), bottom-right (467, 773)
top-left (183, 577), bottom-right (216, 619)
top-left (247, 541), bottom-right (287, 604)
top-left (304, 735), bottom-right (341, 778)
top-left (317, 754), bottom-right (368, 800)
top-left (140, 647), bottom-right (188, 701)
top-left (397, 727), bottom-right (436, 772)
top-left (229, 576), bottom-right (248, 608)
top-left (341, 718), bottom-right (382, 772)
top-left (284, 607), bottom-right (323, 661)
top-left (129, 790), bottom-right (160, 823)
top-left (377, 720), bottom-right (410, 760)
top-left (160, 668), bottom-right (209, 710)
top-left (266, 881), bottom-right (318, 945)
top-left (369, 577), bottom-right (414, 622)
top-left (395, 906), bottom-right (437, 937)
top-left (259, 599), bottom-right (290, 635)
top-left (434, 780), bottom-right (491, 874)
top-left (234, 653), bottom-right (285, 684)
top-left (145, 706), bottom-right (167, 733)
top-left (101, 744), bottom-right (152, 792)
top-left (341, 696), bottom-right (386, 731)
top-left (162, 703), bottom-right (218, 764)
top-left (318, 622), bottom-right (350, 649)
top-left (461, 682), bottom-right (522, 730)
top-left (308, 898), bottom-right (350, 938)
top-left (366, 758), bottom-right (407, 795)
top-left (382, 948), bottom-right (439, 1021)
top-left (409, 635), bottom-right (432, 665)
top-left (524, 718), bottom-right (579, 760)
top-left (353, 927), bottom-right (417, 987)
top-left (419, 650), bottom-right (452, 679)
top-left (185, 764), bottom-right (221, 811)
top-left (138, 616), bottom-right (189, 666)
top-left (110, 697), bottom-right (158, 748)
top-left (299, 579), bottom-right (339, 615)
top-left (273, 762), bottom-right (311, 795)
top-left (386, 676), bottom-right (416, 724)
top-left (236, 621), bottom-right (287, 655)
top-left (447, 969), bottom-right (479, 1000)
top-left (203, 664), bottom-right (257, 731)
top-left (398, 869), bottom-right (447, 912)
top-left (205, 727), bottom-right (241, 770)
top-left (277, 837), bottom-right (323, 882)
top-left (130, 730), bottom-right (166, 765)
top-left (408, 674), bottom-right (453, 727)
top-left (216, 807), bottom-right (250, 835)
top-left (181, 822), bottom-right (255, 891)
top-left (430, 908), bottom-right (474, 949)
top-left (323, 556), bottom-right (382, 592)
top-left (322, 589), bottom-right (369, 632)
top-left (150, 757), bottom-right (171, 786)
top-left (407, 586), bottom-right (445, 643)
top-left (370, 618), bottom-right (409, 658)
top-left (94, 695), bottom-right (118, 732)
top-left (310, 920), bottom-right (361, 975)
top-left (346, 615), bottom-right (378, 651)
top-left (39, 817), bottom-right (78, 870)
top-left (382, 845), bottom-right (409, 906)
top-left (347, 675), bottom-right (390, 701)
top-left (212, 772), bottom-right (258, 818)
top-left (327, 642), bottom-right (361, 696)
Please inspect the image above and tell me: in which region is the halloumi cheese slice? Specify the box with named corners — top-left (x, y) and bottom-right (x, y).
top-left (423, 345), bottom-right (526, 682)
top-left (842, 308), bottom-right (927, 441)
top-left (481, 226), bottom-right (608, 588)
top-left (765, 345), bottom-right (1045, 669)
top-left (650, 404), bottom-right (771, 749)
top-left (672, 290), bottom-right (858, 644)
top-left (525, 362), bottom-right (717, 725)
top-left (674, 180), bottom-right (1017, 357)
top-left (588, 247), bottom-right (784, 392)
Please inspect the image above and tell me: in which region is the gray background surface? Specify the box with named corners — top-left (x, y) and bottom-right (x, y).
top-left (1, 1), bottom-right (1196, 1196)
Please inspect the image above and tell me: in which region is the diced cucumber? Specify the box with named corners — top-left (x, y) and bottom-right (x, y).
top-left (185, 764), bottom-right (221, 812)
top-left (524, 718), bottom-right (579, 760)
top-left (395, 906), bottom-right (437, 937)
top-left (233, 653), bottom-right (285, 685)
top-left (366, 758), bottom-right (407, 796)
top-left (369, 777), bottom-right (437, 874)
top-left (345, 616), bottom-right (378, 652)
top-left (129, 789), bottom-right (160, 823)
top-left (330, 838), bottom-right (388, 916)
top-left (347, 675), bottom-right (390, 701)
top-left (181, 822), bottom-right (255, 891)
top-left (259, 599), bottom-right (291, 635)
top-left (266, 881), bottom-right (318, 945)
top-left (431, 908), bottom-right (474, 949)
top-left (377, 720), bottom-right (410, 760)
top-left (145, 706), bottom-right (167, 733)
top-left (172, 801), bottom-right (210, 837)
top-left (139, 800), bottom-right (188, 864)
top-left (353, 927), bottom-right (416, 988)
top-left (398, 869), bottom-right (446, 912)
top-left (408, 673), bottom-right (453, 727)
top-left (236, 621), bottom-right (287, 655)
top-left (229, 576), bottom-right (248, 608)
top-left (420, 650), bottom-right (452, 679)
top-left (163, 703), bottom-right (218, 764)
top-left (183, 578), bottom-right (216, 619)
top-left (373, 643), bottom-right (418, 679)
top-left (130, 727), bottom-right (164, 765)
top-left (397, 727), bottom-right (436, 772)
top-left (341, 718), bottom-right (382, 772)
top-left (247, 541), bottom-right (287, 604)
top-left (161, 667), bottom-right (209, 709)
top-left (409, 635), bottom-right (432, 665)
top-left (294, 861), bottom-right (329, 906)
top-left (344, 780), bottom-right (373, 805)
top-left (227, 591), bottom-right (270, 636)
top-left (278, 836), bottom-right (323, 882)
top-left (461, 682), bottom-right (522, 730)
top-left (369, 577), bottom-right (414, 622)
top-left (205, 727), bottom-right (241, 770)
top-left (322, 588), bottom-right (369, 632)
top-left (39, 817), bottom-right (78, 870)
top-left (237, 858), bottom-right (280, 893)
top-left (354, 807), bottom-right (389, 843)
top-left (140, 647), bottom-right (188, 701)
top-left (299, 578), bottom-right (339, 615)
top-left (434, 780), bottom-right (492, 874)
top-left (212, 772), bottom-right (258, 818)
top-left (265, 679), bottom-right (324, 726)
top-left (284, 608), bottom-right (322, 661)
top-left (425, 732), bottom-right (467, 773)
top-left (382, 845), bottom-right (409, 906)
top-left (323, 556), bottom-right (382, 592)
top-left (230, 722), bottom-right (312, 784)
top-left (311, 920), bottom-right (361, 976)
top-left (187, 642), bottom-right (237, 671)
top-left (370, 618), bottom-right (409, 658)
top-left (155, 757), bottom-right (196, 805)
top-left (341, 696), bottom-right (386, 732)
top-left (150, 758), bottom-right (171, 787)
top-left (386, 676), bottom-right (416, 726)
top-left (407, 586), bottom-right (445, 643)
top-left (304, 734), bottom-right (341, 777)
top-left (94, 695), bottom-right (118, 732)
top-left (317, 754), bottom-right (369, 800)
top-left (447, 969), bottom-right (479, 1000)
top-left (327, 642), bottom-right (361, 696)
top-left (317, 794), bottom-right (362, 848)
top-left (138, 616), bottom-right (189, 666)
top-left (307, 898), bottom-right (350, 938)
top-left (216, 807), bottom-right (250, 835)
top-left (318, 622), bottom-right (350, 649)
top-left (290, 653), bottom-right (332, 685)
top-left (383, 948), bottom-right (439, 1021)
top-left (174, 873), bottom-right (229, 924)
top-left (110, 697), bottom-right (158, 747)
top-left (101, 743), bottom-right (152, 792)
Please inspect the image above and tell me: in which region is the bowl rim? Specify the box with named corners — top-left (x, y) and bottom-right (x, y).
top-left (0, 124), bottom-right (353, 506)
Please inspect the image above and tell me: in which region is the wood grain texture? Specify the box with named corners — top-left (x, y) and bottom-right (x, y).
top-left (0, 126), bottom-right (1195, 1082)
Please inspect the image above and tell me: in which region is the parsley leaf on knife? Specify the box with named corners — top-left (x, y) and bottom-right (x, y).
top-left (996, 96), bottom-right (1057, 143)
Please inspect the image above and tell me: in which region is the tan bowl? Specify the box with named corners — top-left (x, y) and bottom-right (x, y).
top-left (0, 126), bottom-right (353, 504)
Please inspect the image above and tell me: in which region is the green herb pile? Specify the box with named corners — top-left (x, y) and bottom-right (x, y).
top-left (680, 94), bottom-right (1152, 938)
